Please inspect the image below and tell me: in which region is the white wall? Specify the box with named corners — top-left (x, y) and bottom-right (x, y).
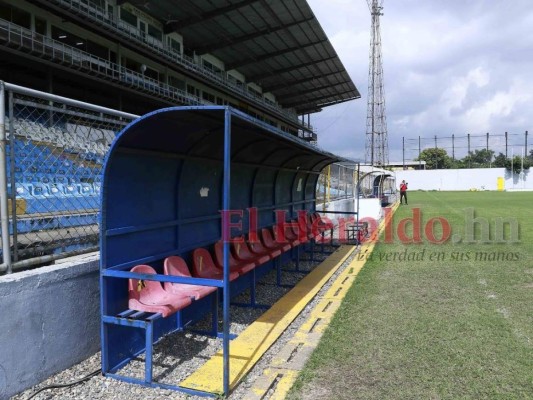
top-left (316, 198), bottom-right (383, 223)
top-left (358, 198), bottom-right (383, 221)
top-left (395, 168), bottom-right (532, 191)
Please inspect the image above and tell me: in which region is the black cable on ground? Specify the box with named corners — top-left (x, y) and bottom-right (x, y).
top-left (26, 369), bottom-right (101, 400)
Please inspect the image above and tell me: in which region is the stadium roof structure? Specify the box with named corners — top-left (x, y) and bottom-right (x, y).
top-left (122, 0), bottom-right (361, 114)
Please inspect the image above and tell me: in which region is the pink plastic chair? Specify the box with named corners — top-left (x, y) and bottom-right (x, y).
top-left (163, 256), bottom-right (217, 300)
top-left (214, 240), bottom-right (255, 275)
top-left (261, 227), bottom-right (291, 253)
top-left (231, 236), bottom-right (270, 266)
top-left (192, 248), bottom-right (239, 281)
top-left (247, 232), bottom-right (281, 259)
top-left (128, 265), bottom-right (192, 318)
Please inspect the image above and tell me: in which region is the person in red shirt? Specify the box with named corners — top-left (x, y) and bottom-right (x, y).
top-left (400, 180), bottom-right (408, 205)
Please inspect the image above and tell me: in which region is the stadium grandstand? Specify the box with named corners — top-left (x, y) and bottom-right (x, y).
top-left (0, 1), bottom-right (363, 397)
top-left (0, 0), bottom-right (360, 270)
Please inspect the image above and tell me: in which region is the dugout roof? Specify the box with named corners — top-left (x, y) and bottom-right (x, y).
top-left (122, 0), bottom-right (360, 114)
top-left (101, 105), bottom-right (343, 269)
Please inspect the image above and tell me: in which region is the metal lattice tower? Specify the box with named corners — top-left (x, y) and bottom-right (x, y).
top-left (365, 0), bottom-right (389, 166)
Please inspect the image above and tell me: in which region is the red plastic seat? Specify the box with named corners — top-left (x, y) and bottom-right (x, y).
top-left (214, 240), bottom-right (255, 275)
top-left (248, 233), bottom-right (281, 259)
top-left (306, 213), bottom-right (321, 239)
top-left (273, 221), bottom-right (301, 247)
top-left (232, 236), bottom-right (270, 266)
top-left (261, 227), bottom-right (291, 253)
top-left (163, 256), bottom-right (217, 300)
top-left (192, 248), bottom-right (239, 281)
top-left (291, 218), bottom-right (311, 243)
top-left (128, 265), bottom-right (192, 318)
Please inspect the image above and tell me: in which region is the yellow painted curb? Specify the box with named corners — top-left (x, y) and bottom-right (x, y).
top-left (247, 204), bottom-right (400, 399)
top-left (180, 245), bottom-right (357, 394)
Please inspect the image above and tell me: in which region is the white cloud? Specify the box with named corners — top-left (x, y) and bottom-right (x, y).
top-left (307, 0), bottom-right (533, 161)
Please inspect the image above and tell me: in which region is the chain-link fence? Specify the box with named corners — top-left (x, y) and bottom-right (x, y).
top-left (0, 82), bottom-right (137, 273)
top-left (402, 132), bottom-right (530, 167)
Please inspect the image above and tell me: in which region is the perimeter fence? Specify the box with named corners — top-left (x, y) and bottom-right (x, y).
top-left (402, 131), bottom-right (530, 167)
top-left (0, 81), bottom-right (137, 273)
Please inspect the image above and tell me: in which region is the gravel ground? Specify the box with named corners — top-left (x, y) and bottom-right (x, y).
top-left (13, 243), bottom-right (359, 400)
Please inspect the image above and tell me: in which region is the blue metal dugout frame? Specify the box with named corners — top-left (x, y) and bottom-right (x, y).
top-left (99, 106), bottom-right (342, 396)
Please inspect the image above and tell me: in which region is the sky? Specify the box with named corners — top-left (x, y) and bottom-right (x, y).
top-left (307, 0), bottom-right (533, 162)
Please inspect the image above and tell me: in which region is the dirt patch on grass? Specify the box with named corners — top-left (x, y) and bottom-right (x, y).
top-left (299, 384), bottom-right (333, 400)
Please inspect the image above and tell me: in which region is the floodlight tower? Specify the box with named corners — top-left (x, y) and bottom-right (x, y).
top-left (365, 0), bottom-right (389, 166)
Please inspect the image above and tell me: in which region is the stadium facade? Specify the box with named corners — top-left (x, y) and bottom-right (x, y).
top-left (0, 1), bottom-right (362, 397)
top-left (0, 0), bottom-right (359, 141)
top-left (0, 0), bottom-right (361, 267)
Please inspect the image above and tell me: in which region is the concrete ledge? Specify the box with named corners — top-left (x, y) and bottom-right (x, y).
top-left (0, 253), bottom-right (100, 399)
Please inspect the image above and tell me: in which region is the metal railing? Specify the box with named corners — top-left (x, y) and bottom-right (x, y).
top-left (0, 18), bottom-right (205, 106)
top-left (0, 80), bottom-right (325, 274)
top-left (0, 81), bottom-right (138, 274)
top-left (43, 0), bottom-right (313, 129)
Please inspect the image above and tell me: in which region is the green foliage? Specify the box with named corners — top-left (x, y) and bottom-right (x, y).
top-left (415, 148), bottom-right (452, 169)
top-left (528, 149), bottom-right (533, 163)
top-left (493, 152), bottom-right (507, 168)
top-left (491, 152), bottom-right (530, 173)
top-left (504, 155), bottom-right (531, 174)
top-left (461, 148), bottom-right (495, 168)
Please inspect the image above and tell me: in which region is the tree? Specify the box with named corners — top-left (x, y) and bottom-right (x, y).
top-left (493, 152), bottom-right (507, 168)
top-left (415, 148), bottom-right (452, 169)
top-left (461, 149), bottom-right (495, 168)
top-left (504, 155), bottom-right (531, 174)
top-left (527, 149), bottom-right (533, 163)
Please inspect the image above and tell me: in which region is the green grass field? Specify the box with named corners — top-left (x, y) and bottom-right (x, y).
top-left (288, 191), bottom-right (533, 399)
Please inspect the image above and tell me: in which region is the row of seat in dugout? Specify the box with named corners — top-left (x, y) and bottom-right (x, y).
top-left (128, 213), bottom-right (333, 316)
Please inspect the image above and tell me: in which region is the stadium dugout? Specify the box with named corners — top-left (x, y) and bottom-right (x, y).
top-left (0, 1), bottom-right (363, 398)
top-left (100, 105), bottom-right (343, 396)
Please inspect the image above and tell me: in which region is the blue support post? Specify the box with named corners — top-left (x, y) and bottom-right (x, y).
top-left (250, 269), bottom-right (256, 305)
top-left (222, 108), bottom-right (232, 396)
top-left (145, 322), bottom-right (153, 383)
top-left (211, 291), bottom-right (219, 337)
top-left (276, 257), bottom-right (281, 286)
